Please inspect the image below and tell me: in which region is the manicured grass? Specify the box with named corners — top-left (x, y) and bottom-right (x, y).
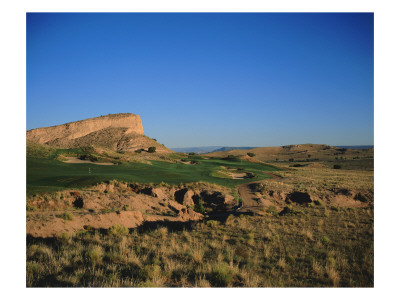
top-left (27, 157), bottom-right (280, 194)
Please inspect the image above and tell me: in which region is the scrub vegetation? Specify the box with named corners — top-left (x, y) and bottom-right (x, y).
top-left (27, 205), bottom-right (373, 287)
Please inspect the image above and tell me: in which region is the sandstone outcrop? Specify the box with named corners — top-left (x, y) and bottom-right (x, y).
top-left (27, 113), bottom-right (143, 143)
top-left (26, 113), bottom-right (172, 152)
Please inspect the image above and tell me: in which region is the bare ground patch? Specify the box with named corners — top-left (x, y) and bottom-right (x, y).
top-left (63, 157), bottom-right (115, 165)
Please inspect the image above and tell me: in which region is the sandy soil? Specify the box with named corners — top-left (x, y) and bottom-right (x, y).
top-left (26, 207), bottom-right (204, 238)
top-left (26, 183), bottom-right (235, 237)
top-left (227, 172), bottom-right (248, 179)
top-left (63, 157), bottom-right (115, 165)
top-left (27, 211), bottom-right (144, 237)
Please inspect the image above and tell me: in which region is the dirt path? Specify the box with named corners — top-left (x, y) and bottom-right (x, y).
top-left (237, 171), bottom-right (286, 214)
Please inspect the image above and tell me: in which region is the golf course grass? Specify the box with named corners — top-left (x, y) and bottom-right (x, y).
top-left (26, 156), bottom-right (281, 195)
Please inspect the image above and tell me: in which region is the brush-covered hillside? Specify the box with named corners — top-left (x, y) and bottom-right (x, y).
top-left (203, 143), bottom-right (374, 162)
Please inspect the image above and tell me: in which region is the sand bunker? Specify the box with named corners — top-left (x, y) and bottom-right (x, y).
top-left (63, 157), bottom-right (115, 166)
top-left (227, 172), bottom-right (248, 179)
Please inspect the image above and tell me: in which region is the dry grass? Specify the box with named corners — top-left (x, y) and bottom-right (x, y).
top-left (26, 204), bottom-right (373, 287)
top-left (326, 266), bottom-right (340, 287)
top-left (259, 166), bottom-right (373, 200)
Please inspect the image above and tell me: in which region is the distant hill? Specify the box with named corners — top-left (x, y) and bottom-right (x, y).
top-left (171, 146), bottom-right (257, 154)
top-left (173, 145), bottom-right (374, 154)
top-left (212, 146), bottom-right (256, 153)
top-left (171, 146), bottom-right (223, 154)
top-left (335, 145), bottom-right (374, 149)
top-left (202, 143), bottom-right (374, 161)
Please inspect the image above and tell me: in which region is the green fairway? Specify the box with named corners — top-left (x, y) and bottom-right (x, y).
top-left (27, 157), bottom-right (281, 194)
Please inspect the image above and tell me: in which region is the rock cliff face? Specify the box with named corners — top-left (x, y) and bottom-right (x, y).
top-left (27, 113), bottom-right (143, 144)
top-left (26, 113), bottom-right (171, 152)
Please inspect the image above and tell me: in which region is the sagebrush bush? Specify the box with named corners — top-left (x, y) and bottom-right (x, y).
top-left (26, 206), bottom-right (37, 211)
top-left (321, 235), bottom-right (331, 245)
top-left (211, 262), bottom-right (233, 287)
top-left (59, 212), bottom-right (73, 221)
top-left (194, 199), bottom-right (206, 214)
top-left (87, 246), bottom-right (104, 265)
top-left (108, 224), bottom-right (129, 236)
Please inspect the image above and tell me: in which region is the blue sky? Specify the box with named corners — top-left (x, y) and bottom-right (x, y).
top-left (27, 13), bottom-right (373, 148)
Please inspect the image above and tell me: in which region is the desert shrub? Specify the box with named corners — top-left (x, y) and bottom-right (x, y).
top-left (27, 206), bottom-right (37, 211)
top-left (287, 255), bottom-right (296, 264)
top-left (210, 262), bottom-right (233, 287)
top-left (206, 220), bottom-right (219, 229)
top-left (73, 197), bottom-right (84, 208)
top-left (27, 245), bottom-right (53, 262)
top-left (224, 155), bottom-right (238, 161)
top-left (266, 205), bottom-right (277, 213)
top-left (245, 232), bottom-right (255, 242)
top-left (79, 154), bottom-right (98, 162)
top-left (194, 199), bottom-right (206, 214)
top-left (108, 224), bottom-right (129, 236)
top-left (289, 158), bottom-right (294, 162)
top-left (57, 232), bottom-right (71, 244)
top-left (354, 193), bottom-right (368, 202)
top-left (148, 147), bottom-right (156, 153)
top-left (141, 264), bottom-right (161, 280)
top-left (135, 149), bottom-right (142, 153)
top-left (279, 206), bottom-right (301, 216)
top-left (86, 246), bottom-right (104, 265)
top-left (59, 212), bottom-right (73, 221)
top-left (26, 261), bottom-right (41, 274)
top-left (247, 152), bottom-right (255, 157)
top-left (105, 252), bottom-right (125, 264)
top-left (321, 236), bottom-right (331, 245)
top-left (122, 204), bottom-right (129, 211)
top-left (290, 164), bottom-right (305, 167)
top-left (333, 164), bottom-right (342, 169)
top-left (313, 200), bottom-right (324, 206)
top-left (234, 245), bottom-right (250, 264)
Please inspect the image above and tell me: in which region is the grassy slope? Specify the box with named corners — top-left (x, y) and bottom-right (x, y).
top-left (27, 156), bottom-right (280, 194)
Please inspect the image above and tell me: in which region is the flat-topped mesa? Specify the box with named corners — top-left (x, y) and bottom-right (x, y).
top-left (27, 113), bottom-right (144, 144)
